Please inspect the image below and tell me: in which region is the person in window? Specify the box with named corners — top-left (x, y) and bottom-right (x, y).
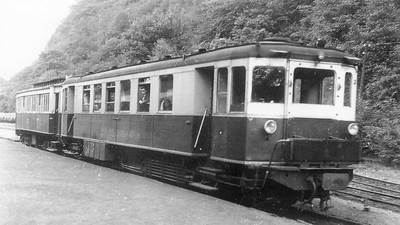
top-left (159, 97), bottom-right (172, 111)
top-left (138, 86), bottom-right (150, 111)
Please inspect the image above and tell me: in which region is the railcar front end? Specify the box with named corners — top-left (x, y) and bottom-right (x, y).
top-left (204, 48), bottom-right (361, 207)
top-left (15, 79), bottom-right (64, 147)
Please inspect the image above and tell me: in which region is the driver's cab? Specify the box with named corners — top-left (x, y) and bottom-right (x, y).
top-left (209, 54), bottom-right (359, 164)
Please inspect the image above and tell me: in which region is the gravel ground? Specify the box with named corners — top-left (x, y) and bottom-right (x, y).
top-left (0, 122), bottom-right (18, 141)
top-left (0, 139), bottom-right (301, 225)
top-left (306, 196), bottom-right (400, 225)
top-left (353, 161), bottom-right (400, 184)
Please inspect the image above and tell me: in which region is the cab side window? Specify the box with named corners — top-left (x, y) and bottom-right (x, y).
top-left (230, 66), bottom-right (246, 112)
top-left (344, 72), bottom-right (352, 107)
top-left (216, 68), bottom-right (228, 113)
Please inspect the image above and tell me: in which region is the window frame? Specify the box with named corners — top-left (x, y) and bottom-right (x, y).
top-left (105, 82), bottom-right (116, 113)
top-left (82, 85), bottom-right (91, 113)
top-left (119, 79), bottom-right (131, 112)
top-left (216, 67), bottom-right (228, 114)
top-left (230, 66), bottom-right (246, 112)
top-left (62, 88), bottom-right (68, 112)
top-left (250, 66), bottom-right (286, 104)
top-left (344, 72), bottom-right (352, 107)
top-left (93, 83), bottom-right (102, 112)
top-left (158, 74), bottom-right (173, 113)
top-left (137, 77), bottom-right (151, 113)
top-left (292, 67), bottom-right (336, 106)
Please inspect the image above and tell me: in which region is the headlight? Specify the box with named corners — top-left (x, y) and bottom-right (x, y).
top-left (348, 123), bottom-right (359, 136)
top-left (264, 120), bottom-right (277, 134)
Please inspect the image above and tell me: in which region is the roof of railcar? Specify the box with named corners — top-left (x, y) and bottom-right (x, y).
top-left (15, 77), bottom-right (66, 95)
top-left (16, 82), bottom-right (63, 95)
top-left (64, 41), bottom-right (360, 85)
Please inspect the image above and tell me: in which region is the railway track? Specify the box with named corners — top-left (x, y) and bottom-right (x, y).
top-left (334, 174), bottom-right (400, 212)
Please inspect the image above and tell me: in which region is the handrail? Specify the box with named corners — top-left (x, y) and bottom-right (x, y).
top-left (194, 109), bottom-right (207, 149)
top-left (67, 116), bottom-right (75, 134)
top-left (262, 139), bottom-right (291, 188)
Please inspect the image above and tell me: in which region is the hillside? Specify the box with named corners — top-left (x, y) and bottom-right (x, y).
top-left (0, 0), bottom-right (399, 164)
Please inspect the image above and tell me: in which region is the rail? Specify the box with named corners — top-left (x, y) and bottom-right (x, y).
top-left (334, 174), bottom-right (400, 212)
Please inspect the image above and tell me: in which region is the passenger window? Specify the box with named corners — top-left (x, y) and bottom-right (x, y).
top-left (38, 94), bottom-right (42, 112)
top-left (344, 72), bottom-right (352, 107)
top-left (159, 75), bottom-right (173, 111)
top-left (120, 80), bottom-right (131, 111)
top-left (63, 89), bottom-right (67, 112)
top-left (42, 94), bottom-right (45, 112)
top-left (252, 66), bottom-right (285, 103)
top-left (217, 68), bottom-right (228, 113)
top-left (31, 96), bottom-right (34, 111)
top-left (27, 96), bottom-right (30, 112)
top-left (137, 77), bottom-right (150, 112)
top-left (44, 94), bottom-right (49, 112)
top-left (93, 84), bottom-right (102, 112)
top-left (293, 68), bottom-right (334, 105)
top-left (29, 96), bottom-right (32, 112)
top-left (106, 82), bottom-right (115, 112)
top-left (33, 95), bottom-right (37, 112)
top-left (82, 85), bottom-right (90, 112)
top-left (22, 97), bottom-right (26, 112)
top-left (230, 67), bottom-right (246, 112)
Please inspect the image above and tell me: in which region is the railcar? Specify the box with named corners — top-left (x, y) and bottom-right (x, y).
top-left (15, 78), bottom-right (64, 146)
top-left (15, 39), bottom-right (361, 208)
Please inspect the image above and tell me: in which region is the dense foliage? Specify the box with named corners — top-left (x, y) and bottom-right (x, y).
top-left (1, 0), bottom-right (399, 164)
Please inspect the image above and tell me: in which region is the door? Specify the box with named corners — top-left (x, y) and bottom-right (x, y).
top-left (193, 67), bottom-right (214, 153)
top-left (54, 93), bottom-right (61, 135)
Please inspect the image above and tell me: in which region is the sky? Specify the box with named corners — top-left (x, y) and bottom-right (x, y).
top-left (0, 0), bottom-right (77, 80)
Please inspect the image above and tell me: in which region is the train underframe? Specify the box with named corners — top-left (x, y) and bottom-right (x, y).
top-left (17, 130), bottom-right (354, 210)
top-left (111, 146), bottom-right (354, 210)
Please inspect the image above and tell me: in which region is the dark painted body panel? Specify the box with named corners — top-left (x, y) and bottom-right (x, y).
top-left (287, 118), bottom-right (350, 139)
top-left (16, 113), bottom-right (57, 134)
top-left (71, 113), bottom-right (210, 155)
top-left (211, 117), bottom-right (247, 161)
top-left (153, 115), bottom-right (193, 151)
top-left (69, 112), bottom-right (359, 163)
top-left (210, 117), bottom-right (360, 163)
top-left (283, 139), bottom-right (360, 162)
top-left (90, 114), bottom-right (116, 141)
top-left (74, 114), bottom-right (91, 138)
top-left (246, 118), bottom-right (285, 161)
